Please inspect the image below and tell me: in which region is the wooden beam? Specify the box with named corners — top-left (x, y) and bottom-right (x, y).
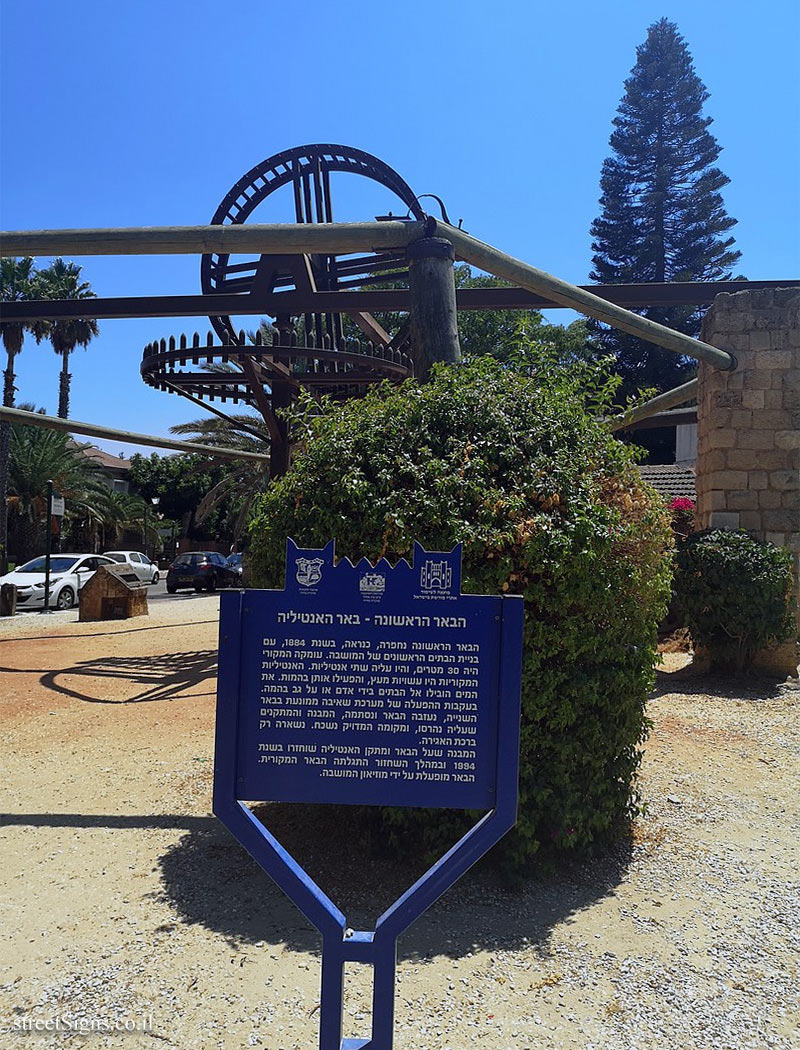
top-left (609, 379), bottom-right (699, 432)
top-left (346, 311), bottom-right (392, 346)
top-left (3, 281), bottom-right (796, 324)
top-left (0, 404), bottom-right (270, 461)
top-left (443, 225), bottom-right (737, 372)
top-left (237, 357), bottom-right (283, 443)
top-left (0, 221), bottom-right (426, 258)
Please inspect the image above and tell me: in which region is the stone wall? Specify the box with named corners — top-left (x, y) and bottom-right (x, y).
top-left (696, 286), bottom-right (799, 673)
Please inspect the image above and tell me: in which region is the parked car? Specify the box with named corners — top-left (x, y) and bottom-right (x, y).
top-left (226, 552), bottom-right (244, 578)
top-left (166, 551), bottom-right (241, 593)
top-left (0, 554), bottom-right (116, 610)
top-left (103, 550), bottom-right (160, 584)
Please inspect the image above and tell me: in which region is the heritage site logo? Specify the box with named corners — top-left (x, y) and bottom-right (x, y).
top-left (359, 572), bottom-right (386, 601)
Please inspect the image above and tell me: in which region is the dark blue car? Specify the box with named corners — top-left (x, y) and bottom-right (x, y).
top-left (166, 551), bottom-right (241, 593)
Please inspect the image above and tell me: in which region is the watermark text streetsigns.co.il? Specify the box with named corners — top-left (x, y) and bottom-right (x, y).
top-left (3, 1013), bottom-right (155, 1035)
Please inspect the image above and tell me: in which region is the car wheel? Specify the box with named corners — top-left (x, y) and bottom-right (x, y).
top-left (193, 582), bottom-right (204, 593)
top-left (55, 587), bottom-right (76, 610)
top-left (152, 571), bottom-right (160, 584)
top-left (206, 575), bottom-right (217, 592)
top-left (167, 582), bottom-right (177, 594)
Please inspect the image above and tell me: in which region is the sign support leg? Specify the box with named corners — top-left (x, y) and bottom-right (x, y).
top-left (319, 941), bottom-right (345, 1050)
top-left (318, 930), bottom-right (398, 1050)
top-left (370, 937), bottom-right (398, 1047)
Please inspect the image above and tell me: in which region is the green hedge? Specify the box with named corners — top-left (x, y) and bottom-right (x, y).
top-left (248, 356), bottom-right (672, 871)
top-left (675, 529), bottom-right (796, 672)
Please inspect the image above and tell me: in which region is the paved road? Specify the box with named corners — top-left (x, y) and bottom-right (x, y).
top-left (148, 580), bottom-right (244, 603)
top-left (2, 578), bottom-right (233, 627)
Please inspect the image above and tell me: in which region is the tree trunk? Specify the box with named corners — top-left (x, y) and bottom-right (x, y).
top-left (16, 513), bottom-right (42, 565)
top-left (58, 350), bottom-right (71, 419)
top-left (0, 351), bottom-right (17, 571)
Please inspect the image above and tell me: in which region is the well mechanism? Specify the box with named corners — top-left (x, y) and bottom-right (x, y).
top-left (140, 144), bottom-right (433, 475)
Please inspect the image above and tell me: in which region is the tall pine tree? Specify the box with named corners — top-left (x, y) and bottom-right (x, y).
top-left (590, 18), bottom-right (741, 396)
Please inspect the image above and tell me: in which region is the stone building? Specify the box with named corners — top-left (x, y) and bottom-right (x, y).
top-left (695, 287), bottom-right (799, 673)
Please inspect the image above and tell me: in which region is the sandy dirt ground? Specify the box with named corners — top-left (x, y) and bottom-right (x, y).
top-left (0, 599), bottom-right (798, 1049)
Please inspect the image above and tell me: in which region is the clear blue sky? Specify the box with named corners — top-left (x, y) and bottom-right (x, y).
top-left (2, 0), bottom-right (798, 457)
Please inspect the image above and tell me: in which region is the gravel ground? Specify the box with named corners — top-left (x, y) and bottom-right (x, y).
top-left (0, 605), bottom-right (798, 1049)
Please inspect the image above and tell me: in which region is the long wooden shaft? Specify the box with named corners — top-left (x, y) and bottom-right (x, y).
top-left (0, 221), bottom-right (426, 258)
top-left (609, 378), bottom-right (699, 432)
top-left (441, 226), bottom-right (736, 372)
top-left (1, 281), bottom-right (795, 324)
top-left (0, 404), bottom-right (270, 462)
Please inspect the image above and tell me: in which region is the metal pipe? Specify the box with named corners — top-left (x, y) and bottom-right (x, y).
top-left (0, 405), bottom-right (270, 462)
top-left (0, 221), bottom-right (426, 258)
top-left (609, 378), bottom-right (699, 432)
top-left (438, 225), bottom-right (736, 372)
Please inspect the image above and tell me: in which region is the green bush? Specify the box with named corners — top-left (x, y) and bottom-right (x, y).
top-left (675, 529), bottom-right (796, 672)
top-left (248, 355), bottom-right (672, 871)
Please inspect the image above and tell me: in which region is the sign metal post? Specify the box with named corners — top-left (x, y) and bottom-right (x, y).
top-left (41, 479), bottom-right (53, 614)
top-left (214, 540), bottom-right (524, 1048)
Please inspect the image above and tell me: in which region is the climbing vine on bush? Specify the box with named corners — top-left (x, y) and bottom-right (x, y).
top-left (675, 529), bottom-right (796, 672)
top-left (248, 353), bottom-right (673, 872)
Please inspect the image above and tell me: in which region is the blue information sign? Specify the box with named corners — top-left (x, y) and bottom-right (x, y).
top-left (214, 540), bottom-right (524, 1050)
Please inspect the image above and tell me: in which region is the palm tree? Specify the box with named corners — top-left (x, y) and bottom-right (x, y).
top-left (32, 258), bottom-right (99, 419)
top-left (169, 413), bottom-right (271, 545)
top-left (7, 408), bottom-right (108, 562)
top-left (94, 489), bottom-right (159, 551)
top-left (0, 257), bottom-right (38, 571)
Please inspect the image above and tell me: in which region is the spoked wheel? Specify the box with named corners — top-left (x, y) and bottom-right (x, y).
top-left (200, 143), bottom-right (426, 350)
top-left (143, 144), bottom-right (426, 480)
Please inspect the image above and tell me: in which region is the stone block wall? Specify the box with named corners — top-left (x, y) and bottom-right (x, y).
top-left (696, 287), bottom-right (799, 673)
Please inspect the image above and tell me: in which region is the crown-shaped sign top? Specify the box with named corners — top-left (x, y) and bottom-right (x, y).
top-left (284, 538), bottom-right (462, 601)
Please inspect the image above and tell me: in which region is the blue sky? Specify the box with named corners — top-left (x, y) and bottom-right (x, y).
top-left (2, 0), bottom-right (798, 457)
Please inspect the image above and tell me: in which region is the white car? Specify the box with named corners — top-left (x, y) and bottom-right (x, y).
top-left (1, 554), bottom-right (116, 610)
top-left (103, 550), bottom-right (160, 584)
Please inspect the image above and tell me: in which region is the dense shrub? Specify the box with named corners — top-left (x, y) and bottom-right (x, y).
top-left (248, 355), bottom-right (672, 871)
top-left (675, 529), bottom-right (796, 672)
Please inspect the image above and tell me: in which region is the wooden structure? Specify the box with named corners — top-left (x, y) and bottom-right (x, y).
top-left (148, 145), bottom-right (426, 476)
top-left (2, 142), bottom-right (798, 475)
top-left (78, 565), bottom-right (148, 622)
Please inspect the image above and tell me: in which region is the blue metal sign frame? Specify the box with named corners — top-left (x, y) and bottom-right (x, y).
top-left (214, 541), bottom-right (523, 1049)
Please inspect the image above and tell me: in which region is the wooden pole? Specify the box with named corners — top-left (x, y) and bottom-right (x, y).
top-left (0, 221), bottom-right (426, 258)
top-left (609, 378), bottom-right (699, 432)
top-left (442, 225), bottom-right (737, 373)
top-left (407, 237), bottom-right (461, 379)
top-left (0, 404), bottom-right (270, 462)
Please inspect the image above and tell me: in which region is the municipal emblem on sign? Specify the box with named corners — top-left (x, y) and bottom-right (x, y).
top-left (296, 557), bottom-right (324, 588)
top-left (420, 559), bottom-right (452, 592)
top-left (359, 572), bottom-right (386, 599)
